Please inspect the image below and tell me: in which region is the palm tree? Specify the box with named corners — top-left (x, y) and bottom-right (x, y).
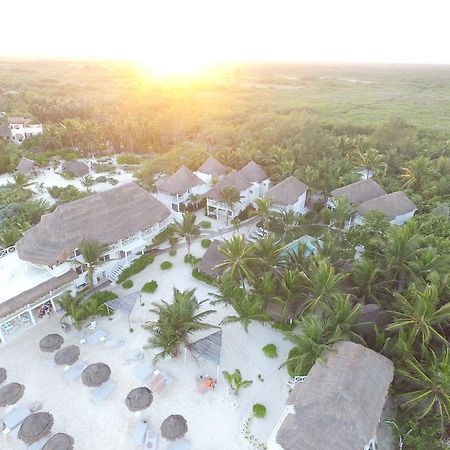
top-left (273, 268), bottom-right (305, 320)
top-left (56, 292), bottom-right (85, 329)
top-left (396, 348), bottom-right (450, 436)
top-left (282, 315), bottom-right (344, 376)
top-left (255, 197), bottom-right (273, 231)
top-left (252, 234), bottom-right (284, 274)
top-left (222, 369), bottom-right (253, 395)
top-left (216, 235), bottom-right (257, 286)
top-left (329, 197), bottom-right (354, 238)
top-left (80, 175), bottom-right (95, 192)
top-left (407, 247), bottom-right (450, 284)
top-left (72, 240), bottom-right (108, 290)
top-left (386, 284), bottom-right (450, 348)
top-left (353, 147), bottom-right (384, 179)
top-left (172, 212), bottom-right (201, 257)
top-left (11, 172), bottom-right (34, 200)
top-left (209, 274), bottom-right (245, 306)
top-left (221, 293), bottom-right (271, 332)
top-left (143, 288), bottom-right (216, 362)
top-left (350, 259), bottom-right (388, 304)
top-left (220, 186), bottom-right (240, 225)
top-left (21, 199), bottom-right (50, 225)
top-left (0, 226), bottom-right (22, 248)
top-left (277, 209), bottom-right (299, 241)
top-left (402, 156), bottom-right (434, 191)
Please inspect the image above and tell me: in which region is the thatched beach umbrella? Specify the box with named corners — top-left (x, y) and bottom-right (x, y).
top-left (160, 415), bottom-right (188, 441)
top-left (125, 387), bottom-right (153, 412)
top-left (18, 412), bottom-right (53, 445)
top-left (0, 368), bottom-right (6, 384)
top-left (0, 382), bottom-right (25, 407)
top-left (42, 432), bottom-right (74, 450)
top-left (54, 345), bottom-right (80, 366)
top-left (82, 363), bottom-right (111, 387)
top-left (39, 334), bottom-right (64, 353)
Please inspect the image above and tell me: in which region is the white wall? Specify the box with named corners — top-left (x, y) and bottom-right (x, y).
top-left (353, 209), bottom-right (416, 226)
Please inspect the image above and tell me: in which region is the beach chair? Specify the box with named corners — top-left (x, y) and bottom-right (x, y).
top-left (65, 360), bottom-right (89, 382)
top-left (90, 380), bottom-right (116, 402)
top-left (124, 351), bottom-right (144, 364)
top-left (83, 329), bottom-right (107, 345)
top-left (132, 420), bottom-right (148, 447)
top-left (28, 433), bottom-right (53, 450)
top-left (144, 427), bottom-right (158, 449)
top-left (2, 404), bottom-right (30, 434)
top-left (134, 362), bottom-right (154, 383)
top-left (148, 369), bottom-right (170, 395)
top-left (169, 439), bottom-right (191, 450)
top-left (46, 354), bottom-right (56, 367)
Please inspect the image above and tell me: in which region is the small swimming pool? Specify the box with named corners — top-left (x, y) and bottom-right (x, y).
top-left (282, 235), bottom-right (321, 256)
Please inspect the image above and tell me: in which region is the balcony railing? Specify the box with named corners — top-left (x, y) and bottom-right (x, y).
top-left (0, 245), bottom-right (16, 259)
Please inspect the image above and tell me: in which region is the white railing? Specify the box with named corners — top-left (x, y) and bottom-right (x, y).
top-left (0, 245), bottom-right (16, 259)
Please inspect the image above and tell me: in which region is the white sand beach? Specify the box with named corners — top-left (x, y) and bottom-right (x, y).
top-left (1, 240), bottom-right (292, 450)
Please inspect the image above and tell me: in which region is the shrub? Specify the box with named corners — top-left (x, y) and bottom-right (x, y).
top-left (272, 321), bottom-right (295, 332)
top-left (192, 268), bottom-right (216, 285)
top-left (117, 153), bottom-right (142, 165)
top-left (152, 229), bottom-right (169, 246)
top-left (169, 248), bottom-right (177, 257)
top-left (252, 404), bottom-right (266, 418)
top-left (47, 185), bottom-right (87, 203)
top-left (141, 280), bottom-right (158, 294)
top-left (160, 261), bottom-right (173, 270)
top-left (201, 239), bottom-right (211, 248)
top-left (262, 344), bottom-right (278, 359)
top-left (200, 220), bottom-right (212, 229)
top-left (108, 177), bottom-right (119, 185)
top-left (93, 163), bottom-right (116, 173)
top-left (286, 347), bottom-right (302, 377)
top-left (184, 254), bottom-right (201, 265)
top-left (116, 254), bottom-right (154, 283)
top-left (95, 175), bottom-right (107, 183)
top-left (87, 290), bottom-right (118, 304)
top-left (122, 279), bottom-right (133, 289)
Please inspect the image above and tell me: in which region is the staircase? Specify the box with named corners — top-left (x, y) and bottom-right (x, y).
top-left (107, 264), bottom-right (125, 282)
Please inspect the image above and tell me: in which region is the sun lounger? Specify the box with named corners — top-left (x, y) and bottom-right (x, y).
top-left (65, 360), bottom-right (89, 382)
top-left (46, 354), bottom-right (56, 367)
top-left (148, 370), bottom-right (170, 394)
top-left (28, 433), bottom-right (53, 450)
top-left (144, 427), bottom-right (158, 449)
top-left (134, 362), bottom-right (154, 383)
top-left (169, 439), bottom-right (191, 450)
top-left (132, 420), bottom-right (148, 447)
top-left (83, 329), bottom-right (107, 345)
top-left (105, 338), bottom-right (125, 348)
top-left (2, 404), bottom-right (30, 434)
top-left (90, 380), bottom-right (116, 402)
top-left (124, 351), bottom-right (144, 363)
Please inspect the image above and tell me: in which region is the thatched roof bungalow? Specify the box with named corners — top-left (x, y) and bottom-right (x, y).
top-left (196, 157), bottom-right (228, 177)
top-left (264, 176), bottom-right (309, 214)
top-left (268, 341), bottom-right (394, 450)
top-left (156, 166), bottom-right (204, 196)
top-left (16, 182), bottom-right (171, 266)
top-left (195, 240), bottom-right (226, 278)
top-left (62, 160), bottom-right (89, 177)
top-left (206, 169), bottom-right (252, 202)
top-left (15, 157), bottom-right (42, 176)
top-left (330, 179), bottom-right (387, 206)
top-left (239, 161), bottom-right (268, 183)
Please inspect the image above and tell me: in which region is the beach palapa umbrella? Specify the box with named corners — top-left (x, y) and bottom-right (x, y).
top-left (39, 334), bottom-right (64, 353)
top-left (18, 412), bottom-right (53, 445)
top-left (54, 345), bottom-right (80, 366)
top-left (0, 367), bottom-right (6, 384)
top-left (125, 387), bottom-right (153, 412)
top-left (81, 363), bottom-right (111, 387)
top-left (160, 415), bottom-right (188, 441)
top-left (0, 382), bottom-right (25, 407)
top-left (42, 432), bottom-right (74, 450)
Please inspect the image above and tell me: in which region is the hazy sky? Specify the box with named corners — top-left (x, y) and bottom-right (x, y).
top-left (1, 0), bottom-right (449, 67)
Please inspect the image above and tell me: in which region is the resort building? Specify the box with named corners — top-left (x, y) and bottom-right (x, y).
top-left (0, 182), bottom-right (171, 344)
top-left (268, 341), bottom-right (394, 450)
top-left (195, 240), bottom-right (226, 279)
top-left (205, 169), bottom-right (253, 219)
top-left (354, 191), bottom-right (417, 225)
top-left (15, 157), bottom-right (43, 177)
top-left (239, 161), bottom-right (271, 200)
top-left (263, 176), bottom-right (309, 215)
top-left (61, 160), bottom-right (90, 177)
top-left (194, 156), bottom-right (229, 185)
top-left (0, 117), bottom-right (43, 144)
top-left (328, 179), bottom-right (387, 208)
top-left (155, 165), bottom-right (208, 212)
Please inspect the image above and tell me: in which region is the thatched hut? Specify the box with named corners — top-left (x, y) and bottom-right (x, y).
top-left (239, 161), bottom-right (268, 183)
top-left (196, 157), bottom-right (229, 177)
top-left (62, 160), bottom-right (89, 177)
top-left (268, 341), bottom-right (394, 450)
top-left (330, 179), bottom-right (387, 206)
top-left (195, 240), bottom-right (226, 278)
top-left (15, 157), bottom-right (42, 177)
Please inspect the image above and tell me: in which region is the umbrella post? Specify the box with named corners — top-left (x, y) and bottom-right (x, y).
top-left (184, 347), bottom-right (187, 365)
top-left (216, 365), bottom-right (219, 384)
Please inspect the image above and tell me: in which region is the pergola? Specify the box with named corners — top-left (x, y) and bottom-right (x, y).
top-left (106, 291), bottom-right (140, 329)
top-left (185, 330), bottom-right (222, 381)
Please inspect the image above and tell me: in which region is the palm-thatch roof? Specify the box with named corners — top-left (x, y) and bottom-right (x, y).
top-left (197, 157), bottom-right (228, 176)
top-left (42, 433), bottom-right (74, 450)
top-left (357, 191), bottom-right (417, 220)
top-left (157, 166), bottom-right (204, 195)
top-left (206, 169), bottom-right (252, 201)
top-left (39, 334), bottom-right (64, 353)
top-left (16, 157), bottom-right (42, 175)
top-left (0, 269), bottom-right (78, 320)
top-left (275, 341), bottom-right (393, 450)
top-left (62, 160), bottom-right (89, 177)
top-left (330, 179), bottom-right (387, 205)
top-left (264, 176), bottom-right (308, 206)
top-left (239, 161), bottom-right (268, 182)
top-left (0, 124), bottom-right (12, 139)
top-left (195, 240), bottom-right (226, 277)
top-left (8, 117), bottom-right (30, 125)
top-left (16, 182), bottom-right (170, 265)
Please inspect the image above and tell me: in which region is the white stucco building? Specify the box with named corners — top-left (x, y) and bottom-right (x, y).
top-left (263, 176), bottom-right (309, 215)
top-left (239, 161), bottom-right (271, 200)
top-left (0, 117), bottom-right (43, 144)
top-left (194, 156), bottom-right (229, 185)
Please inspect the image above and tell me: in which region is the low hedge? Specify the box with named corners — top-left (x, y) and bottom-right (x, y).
top-left (108, 177), bottom-right (119, 185)
top-left (192, 268), bottom-right (216, 285)
top-left (262, 344), bottom-right (278, 359)
top-left (141, 280), bottom-right (158, 294)
top-left (184, 254), bottom-right (201, 265)
top-left (252, 403), bottom-right (267, 418)
top-left (201, 239), bottom-right (211, 248)
top-left (117, 254), bottom-right (154, 284)
top-left (122, 279), bottom-right (133, 289)
top-left (160, 261), bottom-right (173, 270)
top-left (169, 248), bottom-right (177, 257)
top-left (88, 290), bottom-right (118, 304)
top-left (200, 220), bottom-right (212, 229)
top-left (95, 175), bottom-right (108, 183)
